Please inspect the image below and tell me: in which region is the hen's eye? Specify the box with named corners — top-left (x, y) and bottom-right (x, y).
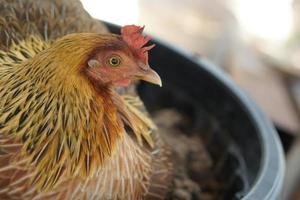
top-left (108, 55), bottom-right (121, 67)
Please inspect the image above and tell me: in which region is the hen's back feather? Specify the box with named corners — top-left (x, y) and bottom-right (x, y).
top-left (0, 0), bottom-right (108, 50)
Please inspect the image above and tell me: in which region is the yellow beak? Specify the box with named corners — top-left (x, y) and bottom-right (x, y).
top-left (139, 68), bottom-right (162, 87)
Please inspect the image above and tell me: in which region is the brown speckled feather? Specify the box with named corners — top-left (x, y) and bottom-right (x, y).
top-left (0, 0), bottom-right (172, 199)
top-left (0, 0), bottom-right (108, 50)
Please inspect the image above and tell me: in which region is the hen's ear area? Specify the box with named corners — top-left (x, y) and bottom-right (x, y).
top-left (87, 59), bottom-right (100, 68)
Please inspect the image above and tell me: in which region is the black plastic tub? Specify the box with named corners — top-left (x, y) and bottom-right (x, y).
top-left (106, 23), bottom-right (285, 200)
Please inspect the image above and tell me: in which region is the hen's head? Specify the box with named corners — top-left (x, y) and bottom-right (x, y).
top-left (86, 25), bottom-right (161, 87)
top-left (49, 25), bottom-right (161, 88)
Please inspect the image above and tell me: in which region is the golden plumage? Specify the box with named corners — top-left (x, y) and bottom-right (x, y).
top-left (0, 0), bottom-right (172, 199)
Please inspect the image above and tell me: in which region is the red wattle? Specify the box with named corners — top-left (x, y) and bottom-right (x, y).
top-left (113, 78), bottom-right (131, 87)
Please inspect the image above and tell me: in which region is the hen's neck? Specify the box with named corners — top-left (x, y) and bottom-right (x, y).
top-left (0, 56), bottom-right (125, 191)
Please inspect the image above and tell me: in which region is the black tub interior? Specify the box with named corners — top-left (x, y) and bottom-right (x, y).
top-left (107, 24), bottom-right (262, 199)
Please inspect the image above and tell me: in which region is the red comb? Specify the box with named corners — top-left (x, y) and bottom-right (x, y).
top-left (121, 25), bottom-right (155, 64)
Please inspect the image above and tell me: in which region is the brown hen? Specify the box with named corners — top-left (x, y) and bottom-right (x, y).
top-left (0, 0), bottom-right (172, 199)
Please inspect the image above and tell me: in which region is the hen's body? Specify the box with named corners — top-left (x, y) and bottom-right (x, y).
top-left (0, 0), bottom-right (172, 199)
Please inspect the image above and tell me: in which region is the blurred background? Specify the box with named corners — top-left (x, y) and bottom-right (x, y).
top-left (80, 0), bottom-right (300, 199)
